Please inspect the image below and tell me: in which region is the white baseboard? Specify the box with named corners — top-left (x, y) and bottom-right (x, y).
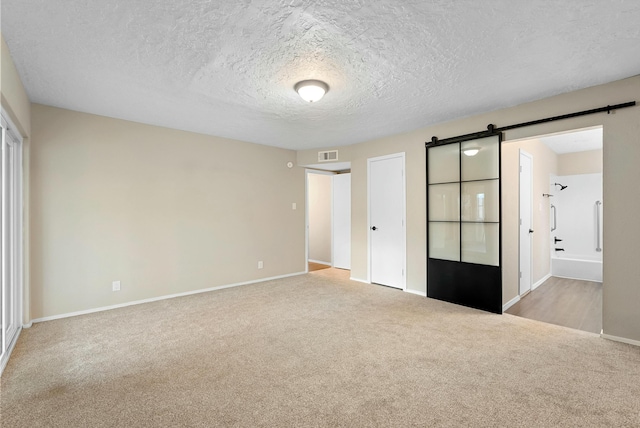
top-left (0, 327), bottom-right (21, 376)
top-left (405, 289), bottom-right (426, 297)
top-left (601, 333), bottom-right (640, 347)
top-left (349, 277), bottom-right (370, 284)
top-left (551, 274), bottom-right (601, 283)
top-left (308, 259), bottom-right (331, 266)
top-left (31, 271), bottom-right (306, 324)
top-left (532, 273), bottom-right (552, 291)
top-left (502, 295), bottom-right (521, 312)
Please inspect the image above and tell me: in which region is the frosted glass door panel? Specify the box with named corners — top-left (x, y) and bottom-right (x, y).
top-left (428, 143), bottom-right (460, 184)
top-left (461, 180), bottom-right (499, 222)
top-left (429, 222), bottom-right (460, 261)
top-left (461, 136), bottom-right (499, 181)
top-left (461, 223), bottom-right (499, 266)
top-left (428, 183), bottom-right (460, 221)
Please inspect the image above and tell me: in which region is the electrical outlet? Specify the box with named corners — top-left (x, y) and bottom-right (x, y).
top-left (112, 280), bottom-right (121, 292)
top-left (292, 202), bottom-right (296, 210)
top-left (258, 261), bottom-right (263, 269)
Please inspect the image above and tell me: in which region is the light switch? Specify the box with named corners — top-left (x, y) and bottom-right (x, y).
top-left (292, 203), bottom-right (297, 210)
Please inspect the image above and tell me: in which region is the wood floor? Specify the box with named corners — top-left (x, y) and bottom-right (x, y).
top-left (506, 276), bottom-right (602, 334)
top-left (308, 261), bottom-right (331, 272)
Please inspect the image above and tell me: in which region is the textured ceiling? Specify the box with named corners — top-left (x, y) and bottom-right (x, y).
top-left (539, 127), bottom-right (602, 154)
top-left (2, 1), bottom-right (640, 150)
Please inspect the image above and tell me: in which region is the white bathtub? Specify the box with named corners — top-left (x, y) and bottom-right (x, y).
top-left (551, 254), bottom-right (602, 282)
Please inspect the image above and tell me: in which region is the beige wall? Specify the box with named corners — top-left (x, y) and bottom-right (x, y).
top-left (1, 33), bottom-right (32, 325)
top-left (558, 149), bottom-right (602, 176)
top-left (298, 75), bottom-right (640, 342)
top-left (502, 139), bottom-right (558, 299)
top-left (307, 173), bottom-right (332, 264)
top-left (30, 104), bottom-right (305, 320)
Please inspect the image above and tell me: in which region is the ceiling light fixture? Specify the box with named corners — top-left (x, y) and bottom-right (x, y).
top-left (463, 147), bottom-right (480, 156)
top-left (295, 80), bottom-right (329, 103)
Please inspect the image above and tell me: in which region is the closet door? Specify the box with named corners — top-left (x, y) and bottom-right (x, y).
top-left (426, 134), bottom-right (502, 313)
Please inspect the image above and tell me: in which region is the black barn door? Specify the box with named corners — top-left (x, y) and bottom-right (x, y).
top-left (426, 133), bottom-right (502, 313)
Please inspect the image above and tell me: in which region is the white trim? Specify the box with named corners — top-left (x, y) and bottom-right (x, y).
top-left (601, 333), bottom-right (640, 347)
top-left (502, 295), bottom-right (521, 312)
top-left (330, 173), bottom-right (334, 267)
top-left (532, 272), bottom-right (552, 291)
top-left (0, 110), bottom-right (24, 377)
top-left (308, 259), bottom-right (331, 266)
top-left (551, 274), bottom-right (601, 283)
top-left (367, 152), bottom-right (407, 290)
top-left (304, 170), bottom-right (309, 273)
top-left (349, 277), bottom-right (370, 284)
top-left (305, 168), bottom-right (337, 176)
top-left (31, 271), bottom-right (306, 324)
top-left (22, 322), bottom-right (32, 329)
top-left (305, 169), bottom-right (336, 274)
top-left (405, 289), bottom-right (427, 297)
top-left (506, 273), bottom-right (550, 312)
top-left (0, 327), bottom-right (21, 375)
top-left (366, 161), bottom-right (371, 283)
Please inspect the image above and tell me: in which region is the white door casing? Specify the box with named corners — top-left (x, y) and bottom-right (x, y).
top-left (305, 170), bottom-right (334, 268)
top-left (519, 150), bottom-right (533, 295)
top-left (0, 110), bottom-right (23, 376)
top-left (368, 153), bottom-right (406, 289)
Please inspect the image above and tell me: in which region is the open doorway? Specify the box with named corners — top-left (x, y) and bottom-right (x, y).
top-left (504, 127), bottom-right (603, 333)
top-left (304, 165), bottom-right (352, 274)
top-left (307, 171), bottom-right (333, 272)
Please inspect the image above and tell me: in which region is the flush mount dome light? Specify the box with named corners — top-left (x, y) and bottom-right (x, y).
top-left (463, 147), bottom-right (481, 156)
top-left (295, 80), bottom-right (329, 103)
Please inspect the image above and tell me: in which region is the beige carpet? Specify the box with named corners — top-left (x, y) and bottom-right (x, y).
top-left (2, 269), bottom-right (639, 427)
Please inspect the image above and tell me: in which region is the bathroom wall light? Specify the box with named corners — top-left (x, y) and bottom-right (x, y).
top-left (463, 147), bottom-right (480, 156)
top-left (295, 80), bottom-right (329, 103)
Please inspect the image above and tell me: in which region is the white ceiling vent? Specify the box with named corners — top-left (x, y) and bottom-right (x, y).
top-left (318, 150), bottom-right (338, 162)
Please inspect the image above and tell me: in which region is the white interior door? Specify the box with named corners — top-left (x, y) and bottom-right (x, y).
top-left (519, 150), bottom-right (533, 295)
top-left (332, 173), bottom-right (351, 270)
top-left (369, 154), bottom-right (405, 289)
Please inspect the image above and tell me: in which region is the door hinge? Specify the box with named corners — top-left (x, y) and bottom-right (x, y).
top-left (402, 269), bottom-right (405, 276)
top-left (519, 272), bottom-right (522, 278)
top-left (519, 219), bottom-right (522, 226)
top-left (520, 166), bottom-right (523, 172)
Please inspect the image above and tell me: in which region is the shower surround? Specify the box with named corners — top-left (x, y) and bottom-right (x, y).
top-left (550, 173), bottom-right (602, 282)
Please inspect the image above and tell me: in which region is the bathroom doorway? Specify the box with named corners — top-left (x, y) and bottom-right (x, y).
top-left (504, 126), bottom-right (603, 334)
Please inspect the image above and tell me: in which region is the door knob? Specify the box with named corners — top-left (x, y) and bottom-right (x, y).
top-left (371, 226), bottom-right (377, 231)
top-left (529, 229), bottom-right (534, 234)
